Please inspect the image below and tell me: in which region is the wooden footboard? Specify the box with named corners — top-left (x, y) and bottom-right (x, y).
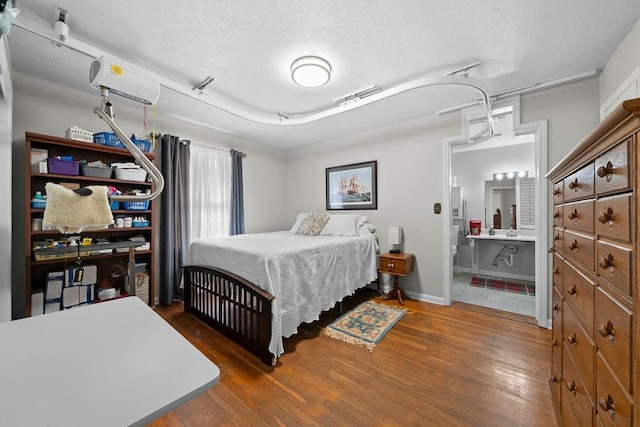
top-left (183, 265), bottom-right (275, 366)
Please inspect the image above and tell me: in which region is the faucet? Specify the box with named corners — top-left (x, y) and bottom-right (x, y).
top-left (506, 228), bottom-right (517, 237)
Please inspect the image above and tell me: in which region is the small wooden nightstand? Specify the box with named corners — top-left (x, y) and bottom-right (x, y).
top-left (378, 252), bottom-right (414, 305)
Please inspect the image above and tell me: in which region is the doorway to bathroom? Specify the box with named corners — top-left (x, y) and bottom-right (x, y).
top-left (444, 98), bottom-right (549, 327)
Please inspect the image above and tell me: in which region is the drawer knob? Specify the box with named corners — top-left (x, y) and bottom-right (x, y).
top-left (566, 381), bottom-right (577, 394)
top-left (568, 240), bottom-right (578, 251)
top-left (567, 333), bottom-right (577, 345)
top-left (553, 188), bottom-right (561, 196)
top-left (389, 263), bottom-right (394, 268)
top-left (598, 395), bottom-right (616, 418)
top-left (597, 207), bottom-right (615, 228)
top-left (567, 209), bottom-right (578, 221)
top-left (553, 234), bottom-right (561, 242)
top-left (567, 285), bottom-right (577, 296)
top-left (553, 267), bottom-right (560, 275)
top-left (553, 210), bottom-right (561, 219)
top-left (598, 320), bottom-right (615, 340)
top-left (598, 254), bottom-right (615, 275)
top-left (550, 375), bottom-right (558, 384)
top-left (597, 161), bottom-right (614, 182)
top-left (568, 179), bottom-right (579, 191)
top-left (552, 338), bottom-right (559, 348)
top-left (552, 302), bottom-right (560, 312)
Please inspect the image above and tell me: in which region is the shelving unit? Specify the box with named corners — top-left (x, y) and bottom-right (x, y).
top-left (24, 132), bottom-right (157, 316)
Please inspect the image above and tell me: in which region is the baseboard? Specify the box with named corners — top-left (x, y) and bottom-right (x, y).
top-left (403, 290), bottom-right (444, 306)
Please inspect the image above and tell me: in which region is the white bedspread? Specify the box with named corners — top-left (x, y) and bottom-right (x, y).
top-left (186, 231), bottom-right (378, 358)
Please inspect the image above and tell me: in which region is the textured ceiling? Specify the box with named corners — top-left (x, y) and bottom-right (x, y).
top-left (8, 1), bottom-right (640, 149)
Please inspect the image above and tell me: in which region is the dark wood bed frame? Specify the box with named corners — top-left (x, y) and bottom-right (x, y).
top-left (183, 265), bottom-right (275, 366)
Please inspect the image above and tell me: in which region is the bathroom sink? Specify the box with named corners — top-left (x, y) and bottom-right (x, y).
top-left (466, 229), bottom-right (536, 242)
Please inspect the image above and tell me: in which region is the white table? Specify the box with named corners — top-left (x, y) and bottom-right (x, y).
top-left (0, 297), bottom-right (220, 427)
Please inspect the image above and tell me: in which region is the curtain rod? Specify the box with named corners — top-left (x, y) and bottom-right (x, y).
top-left (151, 132), bottom-right (247, 157)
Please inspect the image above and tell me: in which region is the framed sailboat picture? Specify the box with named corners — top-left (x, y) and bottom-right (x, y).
top-left (326, 161), bottom-right (377, 210)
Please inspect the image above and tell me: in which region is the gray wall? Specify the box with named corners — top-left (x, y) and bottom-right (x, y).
top-left (600, 18), bottom-right (640, 107)
top-left (285, 114), bottom-right (459, 302)
top-left (284, 78), bottom-right (600, 302)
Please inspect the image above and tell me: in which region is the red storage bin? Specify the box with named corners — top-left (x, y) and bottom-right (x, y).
top-left (470, 219), bottom-right (482, 236)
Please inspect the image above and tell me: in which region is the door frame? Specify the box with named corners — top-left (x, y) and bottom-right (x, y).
top-left (442, 97), bottom-right (550, 328)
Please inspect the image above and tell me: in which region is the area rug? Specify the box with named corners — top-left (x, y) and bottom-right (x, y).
top-left (324, 301), bottom-right (406, 352)
top-left (470, 276), bottom-right (535, 296)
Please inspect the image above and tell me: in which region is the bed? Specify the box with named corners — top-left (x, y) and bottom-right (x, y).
top-left (183, 215), bottom-right (378, 365)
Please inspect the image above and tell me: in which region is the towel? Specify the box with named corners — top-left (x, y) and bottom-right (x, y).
top-left (43, 183), bottom-right (114, 234)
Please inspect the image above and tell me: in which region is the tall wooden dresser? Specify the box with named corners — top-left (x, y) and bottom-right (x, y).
top-left (546, 98), bottom-right (639, 426)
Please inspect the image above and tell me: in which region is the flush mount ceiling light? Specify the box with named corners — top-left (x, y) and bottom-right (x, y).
top-left (291, 56), bottom-right (331, 88)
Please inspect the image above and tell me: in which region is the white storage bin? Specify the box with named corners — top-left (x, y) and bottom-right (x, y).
top-left (114, 168), bottom-right (147, 182)
top-left (65, 126), bottom-right (94, 143)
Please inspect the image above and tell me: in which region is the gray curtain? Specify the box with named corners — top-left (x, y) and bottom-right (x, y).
top-left (159, 135), bottom-right (190, 305)
top-left (230, 150), bottom-right (245, 235)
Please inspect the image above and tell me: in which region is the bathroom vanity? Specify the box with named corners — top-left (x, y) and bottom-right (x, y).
top-left (546, 98), bottom-right (639, 426)
top-left (466, 229), bottom-right (536, 281)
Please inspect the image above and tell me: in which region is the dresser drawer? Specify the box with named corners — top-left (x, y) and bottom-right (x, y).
top-left (553, 254), bottom-right (564, 293)
top-left (550, 350), bottom-right (562, 413)
top-left (564, 162), bottom-right (595, 201)
top-left (553, 228), bottom-right (564, 254)
top-left (563, 261), bottom-right (595, 336)
top-left (595, 286), bottom-right (632, 393)
top-left (552, 285), bottom-right (563, 335)
top-left (565, 200), bottom-right (594, 233)
top-left (597, 240), bottom-right (633, 298)
top-left (562, 350), bottom-right (594, 427)
top-left (595, 194), bottom-right (632, 243)
top-left (553, 180), bottom-right (564, 204)
top-left (596, 352), bottom-right (633, 427)
top-left (564, 229), bottom-right (595, 272)
top-left (564, 304), bottom-right (595, 399)
top-left (553, 205), bottom-right (564, 228)
top-left (595, 138), bottom-right (630, 195)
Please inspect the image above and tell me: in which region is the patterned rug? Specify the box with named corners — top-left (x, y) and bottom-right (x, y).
top-left (324, 301), bottom-right (406, 351)
top-left (470, 276), bottom-right (535, 296)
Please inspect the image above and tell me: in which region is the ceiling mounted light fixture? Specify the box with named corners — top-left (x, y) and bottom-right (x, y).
top-left (291, 56), bottom-right (331, 88)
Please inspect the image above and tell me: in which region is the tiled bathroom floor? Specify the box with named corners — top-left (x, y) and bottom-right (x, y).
top-left (452, 272), bottom-right (536, 317)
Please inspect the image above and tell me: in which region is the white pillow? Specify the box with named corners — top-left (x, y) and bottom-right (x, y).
top-left (290, 212), bottom-right (309, 233)
top-left (359, 222), bottom-right (376, 235)
top-left (320, 214), bottom-right (361, 236)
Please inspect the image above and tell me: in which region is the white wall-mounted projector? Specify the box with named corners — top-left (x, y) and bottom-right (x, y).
top-left (89, 56), bottom-right (160, 105)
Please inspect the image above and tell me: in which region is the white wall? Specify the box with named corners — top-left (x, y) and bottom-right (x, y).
top-left (520, 77), bottom-right (600, 168)
top-left (286, 114), bottom-right (459, 302)
top-left (599, 18), bottom-right (640, 107)
top-left (11, 72), bottom-right (287, 315)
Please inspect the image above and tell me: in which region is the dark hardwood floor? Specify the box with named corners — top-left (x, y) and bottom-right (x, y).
top-left (150, 289), bottom-right (556, 426)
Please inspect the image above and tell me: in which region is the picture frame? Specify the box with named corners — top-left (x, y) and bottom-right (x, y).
top-left (326, 160), bottom-right (377, 210)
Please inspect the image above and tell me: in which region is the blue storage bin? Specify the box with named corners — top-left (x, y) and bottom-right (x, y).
top-left (31, 200), bottom-right (46, 209)
top-left (123, 201), bottom-right (149, 210)
top-left (132, 137), bottom-right (152, 153)
top-left (132, 221), bottom-right (150, 227)
top-left (93, 132), bottom-right (124, 148)
top-left (109, 201), bottom-right (120, 210)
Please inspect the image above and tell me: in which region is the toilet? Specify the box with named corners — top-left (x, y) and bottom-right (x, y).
top-left (450, 224), bottom-right (460, 257)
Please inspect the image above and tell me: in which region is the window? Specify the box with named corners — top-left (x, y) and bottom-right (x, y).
top-left (188, 144), bottom-right (231, 243)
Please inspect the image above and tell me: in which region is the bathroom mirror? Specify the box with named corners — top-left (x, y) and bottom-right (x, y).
top-left (484, 176), bottom-right (535, 230)
top-left (485, 179), bottom-right (516, 229)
